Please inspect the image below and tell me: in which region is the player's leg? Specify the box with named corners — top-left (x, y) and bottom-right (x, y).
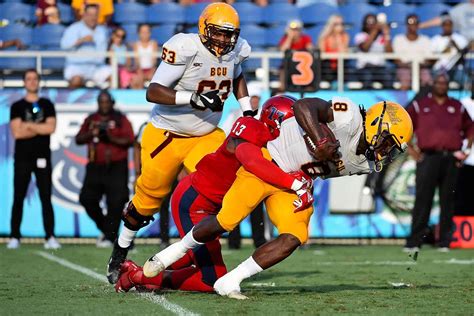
top-left (107, 125), bottom-right (183, 283)
top-left (144, 167), bottom-right (270, 277)
top-left (214, 190), bottom-right (313, 299)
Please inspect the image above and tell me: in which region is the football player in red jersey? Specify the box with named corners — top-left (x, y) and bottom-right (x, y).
top-left (115, 95), bottom-right (313, 293)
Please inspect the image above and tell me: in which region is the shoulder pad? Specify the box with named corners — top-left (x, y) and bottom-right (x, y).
top-left (161, 33), bottom-right (199, 65)
top-left (234, 37), bottom-right (251, 64)
top-left (230, 117), bottom-right (272, 147)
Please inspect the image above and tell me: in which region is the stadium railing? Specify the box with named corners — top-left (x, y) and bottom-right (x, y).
top-left (0, 50), bottom-right (471, 91)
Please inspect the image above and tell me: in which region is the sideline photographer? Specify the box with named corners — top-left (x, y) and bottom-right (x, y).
top-left (75, 90), bottom-right (134, 247)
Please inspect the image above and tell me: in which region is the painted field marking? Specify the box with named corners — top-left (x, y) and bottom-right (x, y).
top-left (35, 251), bottom-right (198, 316)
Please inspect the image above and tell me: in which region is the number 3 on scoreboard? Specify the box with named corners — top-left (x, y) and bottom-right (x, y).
top-left (291, 51), bottom-right (314, 86)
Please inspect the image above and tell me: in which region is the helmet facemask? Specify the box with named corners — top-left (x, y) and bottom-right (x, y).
top-left (364, 102), bottom-right (407, 172)
top-left (201, 23), bottom-right (239, 57)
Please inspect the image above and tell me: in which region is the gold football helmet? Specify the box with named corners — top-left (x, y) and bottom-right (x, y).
top-left (198, 3), bottom-right (240, 57)
top-left (364, 101), bottom-right (413, 171)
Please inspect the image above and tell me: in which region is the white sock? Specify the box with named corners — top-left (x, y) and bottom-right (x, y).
top-left (118, 227), bottom-right (137, 248)
top-left (154, 227), bottom-right (203, 268)
top-left (226, 256), bottom-right (263, 284)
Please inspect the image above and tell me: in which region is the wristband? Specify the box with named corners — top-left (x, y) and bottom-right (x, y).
top-left (175, 91), bottom-right (194, 105)
top-left (238, 96), bottom-right (253, 113)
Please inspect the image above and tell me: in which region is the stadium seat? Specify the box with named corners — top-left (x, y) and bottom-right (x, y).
top-left (113, 3), bottom-right (146, 24)
top-left (305, 25), bottom-right (324, 44)
top-left (340, 3), bottom-right (377, 26)
top-left (0, 3), bottom-right (34, 23)
top-left (263, 3), bottom-right (299, 25)
top-left (151, 24), bottom-right (176, 44)
top-left (0, 24), bottom-right (33, 47)
top-left (233, 3), bottom-right (264, 25)
top-left (41, 46), bottom-right (66, 71)
top-left (185, 3), bottom-right (209, 25)
top-left (0, 48), bottom-right (36, 71)
top-left (121, 24), bottom-right (139, 45)
top-left (185, 26), bottom-right (199, 34)
top-left (146, 3), bottom-right (185, 25)
top-left (299, 4), bottom-right (339, 26)
top-left (378, 4), bottom-right (416, 25)
top-left (264, 25), bottom-right (287, 47)
top-left (417, 3), bottom-right (449, 22)
top-left (58, 3), bottom-right (74, 24)
top-left (240, 25), bottom-right (266, 48)
top-left (32, 24), bottom-right (65, 48)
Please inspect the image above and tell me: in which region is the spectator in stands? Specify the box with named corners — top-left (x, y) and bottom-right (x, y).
top-left (72, 0), bottom-right (114, 25)
top-left (393, 14), bottom-right (432, 91)
top-left (60, 4), bottom-right (112, 88)
top-left (132, 24), bottom-right (159, 89)
top-left (279, 19), bottom-right (313, 52)
top-left (318, 15), bottom-right (349, 82)
top-left (75, 90), bottom-right (134, 248)
top-left (7, 69), bottom-right (60, 250)
top-left (431, 17), bottom-right (468, 82)
top-left (420, 0), bottom-right (474, 44)
top-left (252, 0), bottom-right (268, 6)
top-left (108, 27), bottom-right (136, 89)
top-left (405, 74), bottom-right (474, 252)
top-left (0, 39), bottom-right (25, 50)
top-left (355, 13), bottom-right (393, 89)
top-left (36, 0), bottom-right (60, 25)
top-left (278, 19), bottom-right (313, 91)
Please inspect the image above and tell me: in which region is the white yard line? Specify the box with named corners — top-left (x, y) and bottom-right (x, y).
top-left (35, 251), bottom-right (198, 316)
top-left (313, 259), bottom-right (474, 266)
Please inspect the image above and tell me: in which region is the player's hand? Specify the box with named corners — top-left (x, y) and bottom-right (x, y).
top-left (293, 188), bottom-right (314, 213)
top-left (190, 90), bottom-right (223, 112)
top-left (290, 171), bottom-right (313, 191)
top-left (305, 136), bottom-right (340, 162)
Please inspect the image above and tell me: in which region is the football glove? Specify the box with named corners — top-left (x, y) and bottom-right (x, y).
top-left (290, 171), bottom-right (314, 213)
top-left (190, 90), bottom-right (223, 112)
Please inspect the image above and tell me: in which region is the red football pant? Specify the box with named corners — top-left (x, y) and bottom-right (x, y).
top-left (136, 174), bottom-right (226, 292)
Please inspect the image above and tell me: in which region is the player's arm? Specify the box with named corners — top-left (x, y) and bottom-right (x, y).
top-left (230, 139), bottom-right (303, 191)
top-left (146, 62), bottom-right (187, 105)
top-left (233, 70), bottom-right (256, 117)
top-left (293, 98), bottom-right (339, 161)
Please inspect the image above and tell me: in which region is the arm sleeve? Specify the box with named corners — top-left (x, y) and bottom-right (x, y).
top-left (44, 99), bottom-right (56, 118)
top-left (10, 102), bottom-right (21, 120)
top-left (235, 142), bottom-right (296, 190)
top-left (150, 62), bottom-right (187, 87)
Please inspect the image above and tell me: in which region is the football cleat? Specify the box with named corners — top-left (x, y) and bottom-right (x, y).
top-left (107, 241), bottom-right (130, 284)
top-left (213, 276), bottom-right (248, 300)
top-left (115, 260), bottom-right (140, 293)
top-left (143, 255), bottom-right (165, 278)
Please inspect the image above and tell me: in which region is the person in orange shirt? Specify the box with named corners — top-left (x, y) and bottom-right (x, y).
top-left (72, 0), bottom-right (114, 25)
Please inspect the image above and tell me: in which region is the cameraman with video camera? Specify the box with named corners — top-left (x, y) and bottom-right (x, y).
top-left (76, 90), bottom-right (134, 247)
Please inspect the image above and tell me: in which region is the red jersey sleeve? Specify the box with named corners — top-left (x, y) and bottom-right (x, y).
top-left (229, 117), bottom-right (273, 147)
top-left (235, 142), bottom-right (296, 190)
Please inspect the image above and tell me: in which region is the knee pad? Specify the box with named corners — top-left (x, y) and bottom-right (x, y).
top-left (122, 202), bottom-right (154, 230)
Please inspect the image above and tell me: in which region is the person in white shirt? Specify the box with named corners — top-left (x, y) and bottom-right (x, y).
top-left (431, 17), bottom-right (468, 83)
top-left (60, 4), bottom-right (112, 88)
top-left (393, 14), bottom-right (432, 90)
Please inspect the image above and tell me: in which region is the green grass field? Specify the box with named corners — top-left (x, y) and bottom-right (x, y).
top-left (1, 244), bottom-right (473, 315)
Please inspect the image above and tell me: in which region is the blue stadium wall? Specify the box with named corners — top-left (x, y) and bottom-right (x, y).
top-left (0, 89), bottom-right (470, 239)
